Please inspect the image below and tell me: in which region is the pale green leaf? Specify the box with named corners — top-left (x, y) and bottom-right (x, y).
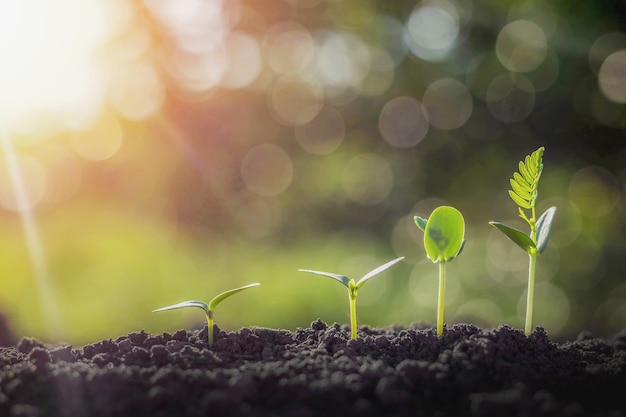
top-left (153, 300), bottom-right (209, 314)
top-left (299, 269), bottom-right (351, 288)
top-left (208, 283), bottom-right (260, 311)
top-left (536, 206), bottom-right (557, 254)
top-left (356, 256), bottom-right (404, 289)
top-left (424, 206), bottom-right (465, 263)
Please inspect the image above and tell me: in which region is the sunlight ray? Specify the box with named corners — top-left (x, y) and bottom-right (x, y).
top-left (1, 131), bottom-right (62, 339)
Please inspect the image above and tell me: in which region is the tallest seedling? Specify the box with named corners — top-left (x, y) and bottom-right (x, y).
top-left (489, 147), bottom-right (556, 335)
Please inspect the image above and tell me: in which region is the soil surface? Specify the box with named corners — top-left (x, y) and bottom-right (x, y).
top-left (0, 321), bottom-right (625, 417)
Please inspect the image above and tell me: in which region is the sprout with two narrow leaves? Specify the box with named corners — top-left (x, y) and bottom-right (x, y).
top-left (152, 283), bottom-right (260, 347)
top-left (299, 256), bottom-right (404, 339)
top-left (414, 206), bottom-right (465, 336)
top-left (489, 146), bottom-right (556, 335)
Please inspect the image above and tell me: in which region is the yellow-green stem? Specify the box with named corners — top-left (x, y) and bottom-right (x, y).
top-left (525, 205), bottom-right (538, 336)
top-left (207, 311), bottom-right (215, 347)
top-left (349, 285), bottom-right (358, 339)
top-left (437, 261), bottom-right (446, 336)
top-left (525, 252), bottom-right (537, 335)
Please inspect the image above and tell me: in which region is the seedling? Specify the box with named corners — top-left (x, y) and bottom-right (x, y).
top-left (299, 256), bottom-right (404, 339)
top-left (152, 283), bottom-right (260, 347)
top-left (488, 146), bottom-right (556, 335)
top-left (414, 206), bottom-right (465, 336)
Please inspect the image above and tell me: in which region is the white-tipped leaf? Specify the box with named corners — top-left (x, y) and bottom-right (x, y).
top-left (356, 256), bottom-right (404, 289)
top-left (413, 216), bottom-right (428, 232)
top-left (299, 269), bottom-right (351, 287)
top-left (535, 206), bottom-right (556, 254)
top-left (153, 300), bottom-right (209, 313)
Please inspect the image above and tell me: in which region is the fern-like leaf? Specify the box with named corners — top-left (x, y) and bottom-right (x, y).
top-left (508, 147), bottom-right (544, 212)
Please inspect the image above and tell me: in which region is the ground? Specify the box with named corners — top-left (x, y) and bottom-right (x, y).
top-left (0, 321), bottom-right (625, 417)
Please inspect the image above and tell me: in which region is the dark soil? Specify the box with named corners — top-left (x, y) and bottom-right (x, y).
top-left (1, 321), bottom-right (625, 417)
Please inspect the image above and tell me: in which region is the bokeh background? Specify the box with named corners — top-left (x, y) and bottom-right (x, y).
top-left (0, 0), bottom-right (625, 345)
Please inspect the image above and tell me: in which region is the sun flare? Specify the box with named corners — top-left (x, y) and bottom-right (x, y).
top-left (0, 0), bottom-right (110, 133)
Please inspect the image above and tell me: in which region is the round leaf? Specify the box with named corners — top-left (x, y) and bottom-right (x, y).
top-left (424, 206), bottom-right (465, 263)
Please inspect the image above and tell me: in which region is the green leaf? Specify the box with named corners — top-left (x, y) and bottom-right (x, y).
top-left (488, 221), bottom-right (536, 254)
top-left (512, 172), bottom-right (533, 191)
top-left (535, 206), bottom-right (557, 254)
top-left (510, 179), bottom-right (532, 200)
top-left (508, 147), bottom-right (545, 212)
top-left (208, 283), bottom-right (260, 311)
top-left (456, 239), bottom-right (466, 257)
top-left (518, 160), bottom-right (532, 182)
top-left (299, 269), bottom-right (351, 287)
top-left (423, 206), bottom-right (465, 263)
top-left (356, 256), bottom-right (404, 289)
top-left (153, 300), bottom-right (209, 314)
top-left (413, 216), bottom-right (428, 232)
top-left (508, 190), bottom-right (532, 209)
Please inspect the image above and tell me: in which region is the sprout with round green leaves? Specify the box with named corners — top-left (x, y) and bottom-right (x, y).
top-left (152, 283), bottom-right (260, 347)
top-left (489, 146), bottom-right (556, 335)
top-left (299, 256), bottom-right (404, 339)
top-left (414, 206), bottom-right (465, 336)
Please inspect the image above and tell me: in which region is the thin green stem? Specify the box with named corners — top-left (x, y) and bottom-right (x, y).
top-left (437, 261), bottom-right (446, 336)
top-left (525, 203), bottom-right (538, 336)
top-left (349, 282), bottom-right (358, 339)
top-left (525, 252), bottom-right (537, 335)
top-left (207, 310), bottom-right (214, 347)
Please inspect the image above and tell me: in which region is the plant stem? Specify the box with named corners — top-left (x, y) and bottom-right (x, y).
top-left (525, 204), bottom-right (538, 336)
top-left (348, 283), bottom-right (358, 339)
top-left (525, 252), bottom-right (537, 335)
top-left (437, 261), bottom-right (446, 336)
top-left (207, 310), bottom-right (215, 347)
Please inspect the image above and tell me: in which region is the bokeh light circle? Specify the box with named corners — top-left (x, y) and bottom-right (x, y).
top-left (220, 31), bottom-right (262, 89)
top-left (241, 144), bottom-right (294, 197)
top-left (70, 111), bottom-right (123, 161)
top-left (404, 0), bottom-right (460, 61)
top-left (379, 96), bottom-right (428, 147)
top-left (486, 74), bottom-right (536, 123)
top-left (423, 79), bottom-right (473, 130)
top-left (269, 74), bottom-right (323, 126)
top-left (315, 31), bottom-right (371, 92)
top-left (342, 153), bottom-right (393, 205)
top-left (496, 20), bottom-right (547, 73)
top-left (295, 106), bottom-right (345, 155)
top-left (568, 166), bottom-right (619, 218)
top-left (588, 32), bottom-right (626, 76)
top-left (598, 50), bottom-right (626, 103)
top-left (265, 21), bottom-right (315, 74)
top-left (109, 61), bottom-right (164, 120)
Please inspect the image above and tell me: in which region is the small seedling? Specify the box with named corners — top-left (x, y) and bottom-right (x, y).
top-left (414, 206), bottom-right (465, 336)
top-left (152, 283), bottom-right (260, 347)
top-left (488, 146), bottom-right (556, 335)
top-left (299, 256), bottom-right (404, 339)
